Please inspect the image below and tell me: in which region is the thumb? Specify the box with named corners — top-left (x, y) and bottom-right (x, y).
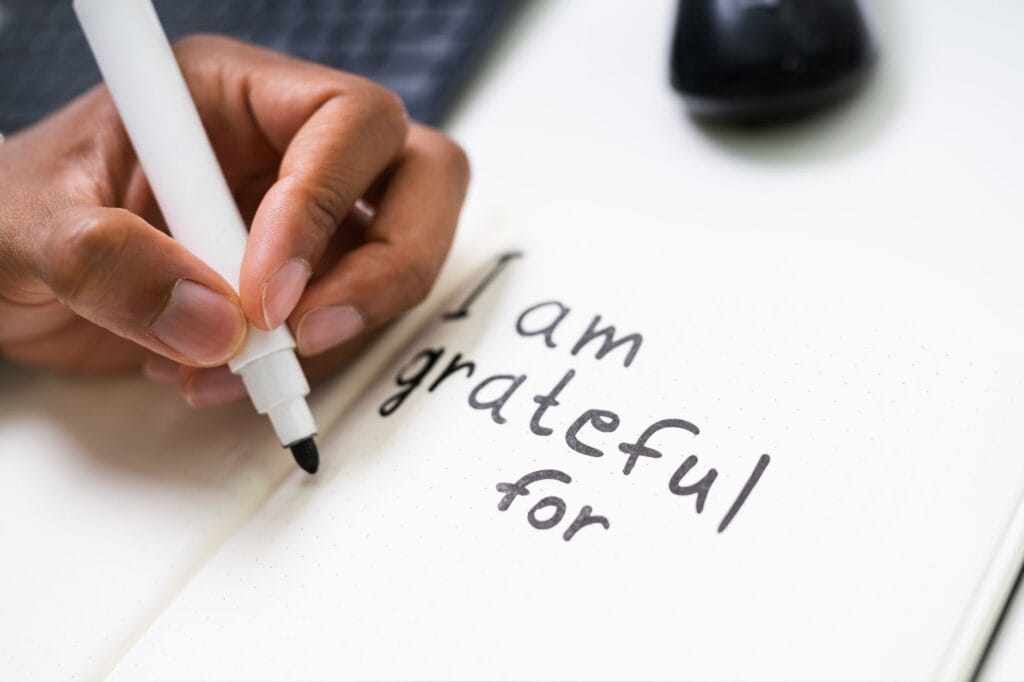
top-left (35, 206), bottom-right (248, 367)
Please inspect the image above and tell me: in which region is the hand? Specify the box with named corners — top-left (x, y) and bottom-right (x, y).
top-left (0, 35), bottom-right (468, 407)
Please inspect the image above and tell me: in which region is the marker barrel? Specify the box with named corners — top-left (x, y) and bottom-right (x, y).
top-left (74, 0), bottom-right (317, 449)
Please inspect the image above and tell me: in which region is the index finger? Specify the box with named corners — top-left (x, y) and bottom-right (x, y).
top-left (173, 35), bottom-right (410, 330)
top-left (292, 125), bottom-right (470, 357)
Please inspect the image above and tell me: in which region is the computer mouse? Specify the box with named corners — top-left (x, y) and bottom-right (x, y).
top-left (670, 0), bottom-right (876, 121)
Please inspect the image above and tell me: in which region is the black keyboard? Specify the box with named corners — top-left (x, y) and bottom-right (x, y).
top-left (0, 0), bottom-right (516, 133)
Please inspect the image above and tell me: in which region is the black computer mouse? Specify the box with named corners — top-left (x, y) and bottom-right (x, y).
top-left (670, 0), bottom-right (876, 121)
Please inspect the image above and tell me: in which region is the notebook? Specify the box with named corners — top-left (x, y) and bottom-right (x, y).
top-left (4, 1), bottom-right (1024, 679)
top-left (3, 205), bottom-right (1024, 679)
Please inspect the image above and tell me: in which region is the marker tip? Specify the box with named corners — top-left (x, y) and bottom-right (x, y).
top-left (289, 437), bottom-right (319, 474)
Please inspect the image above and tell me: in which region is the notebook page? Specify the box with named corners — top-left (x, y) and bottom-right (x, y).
top-left (0, 235), bottom-right (488, 681)
top-left (0, 365), bottom-right (291, 681)
top-left (107, 0), bottom-right (1024, 676)
top-left (110, 217), bottom-right (1024, 680)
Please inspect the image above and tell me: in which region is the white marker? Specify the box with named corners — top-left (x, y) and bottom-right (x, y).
top-left (74, 0), bottom-right (320, 473)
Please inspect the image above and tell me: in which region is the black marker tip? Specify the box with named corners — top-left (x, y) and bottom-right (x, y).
top-left (289, 437), bottom-right (319, 474)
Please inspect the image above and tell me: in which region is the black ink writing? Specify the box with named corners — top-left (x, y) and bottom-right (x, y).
top-left (443, 251), bottom-right (522, 320)
top-left (383, 274), bottom-right (777, 541)
top-left (496, 469), bottom-right (572, 510)
top-left (515, 301), bottom-right (644, 370)
top-left (530, 369), bottom-right (576, 436)
top-left (668, 455), bottom-right (718, 513)
top-left (528, 496), bottom-right (567, 529)
top-left (379, 347), bottom-right (444, 417)
top-left (717, 454), bottom-right (771, 533)
top-left (429, 353), bottom-right (475, 392)
top-left (468, 373), bottom-right (527, 425)
top-left (562, 505), bottom-right (610, 541)
top-left (496, 469), bottom-right (610, 542)
top-left (571, 315), bottom-right (643, 368)
top-left (516, 300), bottom-right (570, 349)
top-left (617, 418), bottom-right (700, 476)
top-left (565, 409), bottom-right (621, 457)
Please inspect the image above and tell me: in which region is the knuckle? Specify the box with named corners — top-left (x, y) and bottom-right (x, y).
top-left (46, 209), bottom-right (129, 301)
top-left (415, 127), bottom-right (471, 182)
top-left (299, 179), bottom-right (351, 242)
top-left (377, 89), bottom-right (409, 133)
top-left (346, 84), bottom-right (408, 141)
top-left (440, 138), bottom-right (471, 182)
top-left (172, 34), bottom-right (247, 75)
top-left (365, 83), bottom-right (407, 120)
top-left (398, 258), bottom-right (434, 309)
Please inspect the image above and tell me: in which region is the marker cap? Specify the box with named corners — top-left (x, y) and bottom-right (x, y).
top-left (237, 348), bottom-right (316, 446)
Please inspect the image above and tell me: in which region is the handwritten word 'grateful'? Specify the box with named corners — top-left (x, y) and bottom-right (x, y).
top-left (380, 345), bottom-right (770, 534)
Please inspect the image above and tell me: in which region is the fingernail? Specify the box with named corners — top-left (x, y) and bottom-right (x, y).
top-left (297, 304), bottom-right (365, 356)
top-left (143, 355), bottom-right (181, 383)
top-left (262, 258), bottom-right (312, 329)
top-left (150, 280), bottom-right (247, 366)
top-left (184, 367), bottom-right (249, 408)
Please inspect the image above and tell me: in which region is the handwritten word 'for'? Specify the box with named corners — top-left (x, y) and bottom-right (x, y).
top-left (496, 469), bottom-right (609, 542)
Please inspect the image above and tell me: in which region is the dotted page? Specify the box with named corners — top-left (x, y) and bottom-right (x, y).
top-left (110, 228), bottom-right (1024, 680)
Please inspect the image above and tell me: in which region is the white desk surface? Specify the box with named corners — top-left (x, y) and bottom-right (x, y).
top-left (445, 0), bottom-right (1024, 679)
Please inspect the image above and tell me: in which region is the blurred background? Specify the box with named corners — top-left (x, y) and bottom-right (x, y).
top-left (0, 0), bottom-right (521, 132)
